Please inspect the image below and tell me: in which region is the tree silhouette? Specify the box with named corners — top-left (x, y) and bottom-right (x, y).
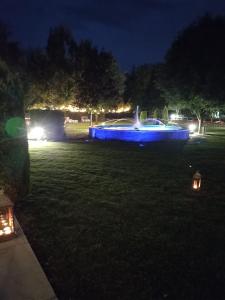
top-left (160, 14), bottom-right (225, 131)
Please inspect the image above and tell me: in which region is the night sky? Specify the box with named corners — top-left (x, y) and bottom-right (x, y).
top-left (1, 0), bottom-right (225, 70)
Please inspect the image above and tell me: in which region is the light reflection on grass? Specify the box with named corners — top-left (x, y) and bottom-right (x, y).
top-left (28, 140), bottom-right (49, 149)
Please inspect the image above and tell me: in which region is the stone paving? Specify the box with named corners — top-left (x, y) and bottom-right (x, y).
top-left (0, 220), bottom-right (57, 300)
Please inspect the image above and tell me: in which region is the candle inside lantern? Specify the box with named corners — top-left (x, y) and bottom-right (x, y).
top-left (0, 209), bottom-right (14, 236)
top-left (192, 171), bottom-right (202, 191)
top-left (0, 191), bottom-right (15, 240)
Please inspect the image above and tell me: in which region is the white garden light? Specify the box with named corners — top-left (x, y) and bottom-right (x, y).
top-left (170, 113), bottom-right (177, 121)
top-left (28, 126), bottom-right (45, 140)
top-left (188, 123), bottom-right (197, 133)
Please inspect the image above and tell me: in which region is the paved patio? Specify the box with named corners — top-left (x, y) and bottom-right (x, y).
top-left (0, 219), bottom-right (57, 300)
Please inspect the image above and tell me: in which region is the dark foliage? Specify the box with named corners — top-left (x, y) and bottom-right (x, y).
top-left (159, 14), bottom-right (225, 127)
top-left (124, 64), bottom-right (165, 113)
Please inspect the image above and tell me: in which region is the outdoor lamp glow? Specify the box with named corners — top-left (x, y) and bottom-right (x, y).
top-left (189, 123), bottom-right (197, 133)
top-left (170, 113), bottom-right (177, 120)
top-left (0, 190), bottom-right (15, 241)
top-left (28, 126), bottom-right (45, 140)
top-left (192, 171), bottom-right (202, 191)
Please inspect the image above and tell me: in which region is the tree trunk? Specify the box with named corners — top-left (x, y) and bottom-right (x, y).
top-left (162, 106), bottom-right (169, 122)
top-left (153, 109), bottom-right (158, 119)
top-left (196, 114), bottom-right (202, 134)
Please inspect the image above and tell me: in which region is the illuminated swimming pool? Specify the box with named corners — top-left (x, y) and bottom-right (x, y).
top-left (89, 119), bottom-right (189, 142)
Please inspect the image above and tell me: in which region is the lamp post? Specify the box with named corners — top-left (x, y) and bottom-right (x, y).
top-left (0, 190), bottom-right (16, 241)
top-left (192, 171), bottom-right (202, 191)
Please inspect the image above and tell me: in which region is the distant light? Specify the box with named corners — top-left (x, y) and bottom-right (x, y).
top-left (28, 127), bottom-right (45, 140)
top-left (170, 114), bottom-right (177, 121)
top-left (189, 124), bottom-right (197, 133)
top-left (170, 114), bottom-right (184, 120)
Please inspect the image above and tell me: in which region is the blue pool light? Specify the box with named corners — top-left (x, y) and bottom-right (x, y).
top-left (89, 120), bottom-right (189, 143)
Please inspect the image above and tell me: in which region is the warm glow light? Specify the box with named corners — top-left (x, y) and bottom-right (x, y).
top-left (193, 181), bottom-right (199, 190)
top-left (114, 105), bottom-right (131, 113)
top-left (32, 104), bottom-right (131, 114)
top-left (63, 105), bottom-right (87, 112)
top-left (3, 227), bottom-right (11, 234)
top-left (0, 215), bottom-right (13, 235)
top-left (28, 127), bottom-right (45, 140)
top-left (0, 192), bottom-right (15, 240)
top-left (8, 208), bottom-right (14, 230)
top-left (192, 171), bottom-right (201, 191)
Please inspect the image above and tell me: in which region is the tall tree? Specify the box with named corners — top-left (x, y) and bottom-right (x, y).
top-left (159, 14), bottom-right (225, 132)
top-left (73, 40), bottom-right (124, 110)
top-left (26, 27), bottom-right (124, 111)
top-left (97, 50), bottom-right (125, 109)
top-left (26, 26), bottom-right (76, 109)
top-left (0, 22), bottom-right (22, 66)
top-left (25, 48), bottom-right (49, 108)
top-left (47, 25), bottom-right (76, 69)
top-left (124, 64), bottom-right (165, 114)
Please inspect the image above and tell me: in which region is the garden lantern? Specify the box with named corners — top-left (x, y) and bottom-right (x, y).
top-left (192, 171), bottom-right (201, 191)
top-left (0, 190), bottom-right (15, 241)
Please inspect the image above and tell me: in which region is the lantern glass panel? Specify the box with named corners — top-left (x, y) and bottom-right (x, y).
top-left (192, 172), bottom-right (201, 191)
top-left (0, 207), bottom-right (14, 237)
top-left (0, 191), bottom-right (15, 241)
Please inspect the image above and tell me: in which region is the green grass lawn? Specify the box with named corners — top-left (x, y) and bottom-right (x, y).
top-left (64, 122), bottom-right (89, 138)
top-left (16, 128), bottom-right (225, 300)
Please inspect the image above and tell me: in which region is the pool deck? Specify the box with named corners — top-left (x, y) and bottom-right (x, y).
top-left (0, 219), bottom-right (57, 300)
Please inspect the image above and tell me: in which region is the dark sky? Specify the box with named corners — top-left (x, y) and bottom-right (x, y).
top-left (1, 0), bottom-right (225, 70)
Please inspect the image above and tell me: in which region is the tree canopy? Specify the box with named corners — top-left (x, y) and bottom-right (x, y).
top-left (25, 27), bottom-right (125, 110)
top-left (159, 14), bottom-right (225, 128)
top-left (73, 41), bottom-right (124, 110)
top-left (124, 64), bottom-right (165, 113)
